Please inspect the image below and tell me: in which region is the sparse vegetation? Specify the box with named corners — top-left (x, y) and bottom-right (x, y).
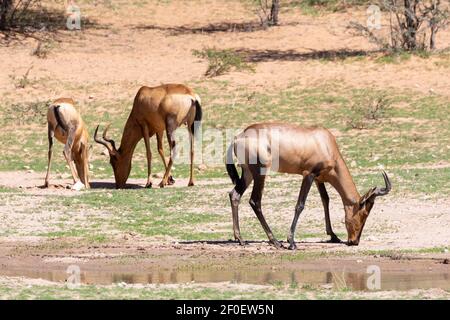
top-left (253, 0), bottom-right (280, 27)
top-left (193, 48), bottom-right (255, 77)
top-left (9, 65), bottom-right (33, 89)
top-left (349, 0), bottom-right (450, 52)
top-left (32, 39), bottom-right (56, 58)
top-left (345, 92), bottom-right (391, 129)
top-left (1, 99), bottom-right (49, 125)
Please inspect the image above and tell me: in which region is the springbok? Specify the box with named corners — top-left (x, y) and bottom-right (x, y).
top-left (226, 122), bottom-right (391, 249)
top-left (94, 84), bottom-right (202, 189)
top-left (45, 98), bottom-right (90, 190)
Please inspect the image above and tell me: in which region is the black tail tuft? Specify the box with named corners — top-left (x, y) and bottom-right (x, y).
top-left (53, 105), bottom-right (68, 132)
top-left (190, 99), bottom-right (203, 138)
top-left (226, 142), bottom-right (240, 185)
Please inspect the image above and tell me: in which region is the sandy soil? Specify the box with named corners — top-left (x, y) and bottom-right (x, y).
top-left (1, 171), bottom-right (449, 252)
top-left (1, 0), bottom-right (449, 107)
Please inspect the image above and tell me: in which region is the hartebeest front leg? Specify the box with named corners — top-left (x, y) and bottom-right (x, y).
top-left (44, 124), bottom-right (55, 188)
top-left (142, 125), bottom-right (153, 188)
top-left (316, 182), bottom-right (341, 243)
top-left (287, 173), bottom-right (316, 250)
top-left (249, 172), bottom-right (283, 249)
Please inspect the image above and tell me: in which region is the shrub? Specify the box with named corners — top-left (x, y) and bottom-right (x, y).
top-left (193, 48), bottom-right (255, 77)
top-left (349, 0), bottom-right (449, 52)
top-left (345, 93), bottom-right (391, 130)
top-left (1, 99), bottom-right (50, 126)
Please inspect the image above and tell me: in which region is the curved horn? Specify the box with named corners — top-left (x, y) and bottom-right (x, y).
top-left (360, 171), bottom-right (392, 204)
top-left (102, 124), bottom-right (117, 151)
top-left (373, 171), bottom-right (391, 197)
top-left (94, 125), bottom-right (116, 154)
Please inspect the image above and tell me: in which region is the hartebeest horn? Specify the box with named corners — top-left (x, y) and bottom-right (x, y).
top-left (94, 125), bottom-right (117, 155)
top-left (102, 124), bottom-right (117, 151)
top-left (373, 171), bottom-right (391, 197)
top-left (360, 171), bottom-right (392, 204)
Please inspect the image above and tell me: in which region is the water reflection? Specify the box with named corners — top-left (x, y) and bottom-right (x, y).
top-left (1, 267), bottom-right (449, 291)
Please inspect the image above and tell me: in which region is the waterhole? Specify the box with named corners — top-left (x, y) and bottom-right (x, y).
top-left (1, 261), bottom-right (449, 291)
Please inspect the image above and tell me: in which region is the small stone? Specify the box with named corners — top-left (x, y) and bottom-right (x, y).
top-left (356, 259), bottom-right (363, 263)
top-left (197, 164), bottom-right (207, 171)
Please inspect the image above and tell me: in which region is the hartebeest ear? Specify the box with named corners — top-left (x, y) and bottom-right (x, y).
top-left (359, 171), bottom-right (392, 206)
top-left (359, 187), bottom-right (377, 206)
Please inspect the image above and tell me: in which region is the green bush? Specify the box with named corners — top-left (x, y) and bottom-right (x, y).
top-left (192, 48), bottom-right (255, 77)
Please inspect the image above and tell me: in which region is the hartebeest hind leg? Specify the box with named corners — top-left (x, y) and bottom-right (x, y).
top-left (316, 182), bottom-right (341, 243)
top-left (63, 126), bottom-right (83, 189)
top-left (188, 128), bottom-right (195, 186)
top-left (228, 167), bottom-right (253, 245)
top-left (287, 173), bottom-right (316, 250)
top-left (249, 169), bottom-right (283, 249)
top-left (74, 142), bottom-right (90, 189)
top-left (156, 132), bottom-right (174, 186)
top-left (160, 118), bottom-right (177, 188)
top-left (44, 124), bottom-right (55, 188)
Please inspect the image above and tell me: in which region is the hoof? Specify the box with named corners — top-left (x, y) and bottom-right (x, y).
top-left (270, 240), bottom-right (284, 249)
top-left (188, 181), bottom-right (194, 187)
top-left (328, 235), bottom-right (342, 243)
top-left (159, 182), bottom-right (165, 188)
top-left (234, 236), bottom-right (245, 246)
top-left (145, 182), bottom-right (153, 188)
top-left (168, 176), bottom-right (175, 185)
top-left (71, 181), bottom-right (85, 191)
top-left (287, 238), bottom-right (297, 250)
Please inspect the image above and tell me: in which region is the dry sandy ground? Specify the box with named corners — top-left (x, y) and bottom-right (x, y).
top-left (1, 170), bottom-right (449, 252)
top-left (1, 0), bottom-right (449, 107)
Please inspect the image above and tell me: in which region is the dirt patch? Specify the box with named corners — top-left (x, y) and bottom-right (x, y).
top-left (1, 170), bottom-right (449, 251)
top-left (1, 1), bottom-right (450, 107)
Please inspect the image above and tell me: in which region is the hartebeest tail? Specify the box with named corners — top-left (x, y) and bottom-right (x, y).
top-left (45, 98), bottom-right (90, 190)
top-left (191, 96), bottom-right (203, 138)
top-left (226, 142), bottom-right (240, 185)
top-left (227, 122), bottom-right (391, 249)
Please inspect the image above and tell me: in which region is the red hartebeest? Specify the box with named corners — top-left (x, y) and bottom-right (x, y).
top-left (45, 98), bottom-right (90, 190)
top-left (226, 122), bottom-right (391, 249)
top-left (94, 84), bottom-right (202, 189)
